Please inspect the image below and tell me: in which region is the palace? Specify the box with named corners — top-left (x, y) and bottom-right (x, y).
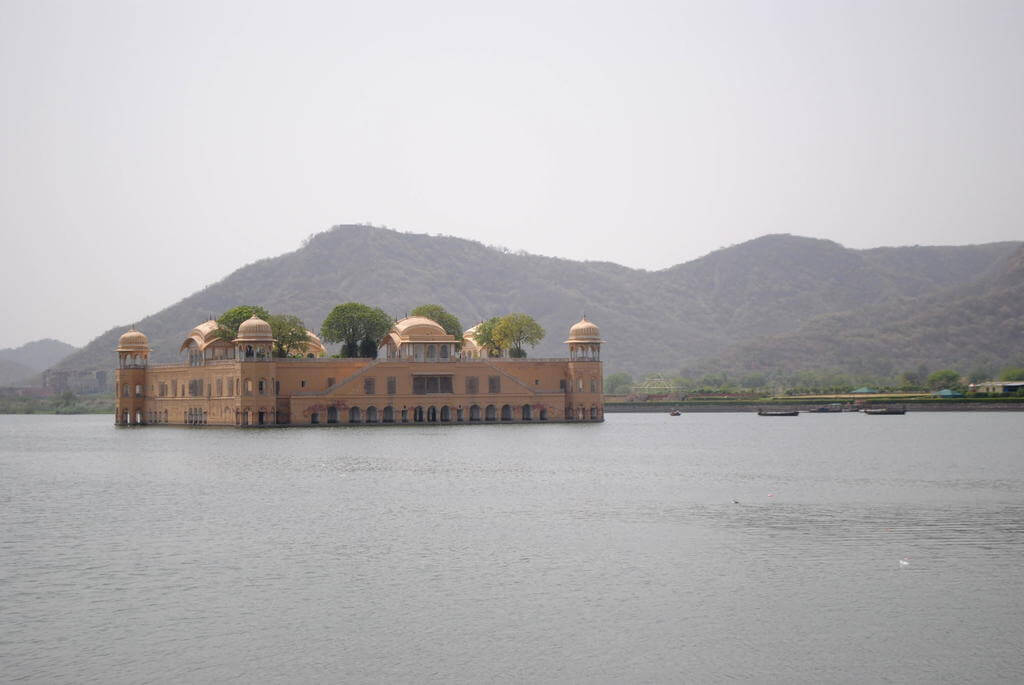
top-left (115, 315), bottom-right (604, 426)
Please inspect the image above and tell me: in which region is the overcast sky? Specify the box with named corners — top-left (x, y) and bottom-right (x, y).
top-left (1, 0), bottom-right (1021, 348)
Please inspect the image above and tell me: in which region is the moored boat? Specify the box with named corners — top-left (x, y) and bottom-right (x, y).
top-left (864, 406), bottom-right (906, 415)
top-left (758, 409), bottom-right (799, 416)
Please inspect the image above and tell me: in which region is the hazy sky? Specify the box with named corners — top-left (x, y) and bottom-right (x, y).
top-left (2, 0), bottom-right (1021, 348)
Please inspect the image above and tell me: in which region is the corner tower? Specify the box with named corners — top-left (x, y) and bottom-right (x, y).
top-left (565, 316), bottom-right (604, 421)
top-left (115, 329), bottom-right (149, 425)
top-left (233, 315), bottom-right (277, 426)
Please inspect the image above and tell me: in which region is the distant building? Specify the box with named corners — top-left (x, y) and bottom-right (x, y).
top-left (114, 315), bottom-right (604, 427)
top-left (973, 381), bottom-right (1024, 396)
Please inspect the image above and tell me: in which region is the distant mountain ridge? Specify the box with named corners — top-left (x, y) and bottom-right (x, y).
top-left (49, 226), bottom-right (1023, 384)
top-left (0, 338), bottom-right (78, 386)
top-left (696, 243), bottom-right (1024, 380)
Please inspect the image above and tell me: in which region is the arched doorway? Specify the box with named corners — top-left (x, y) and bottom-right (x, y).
top-left (440, 406), bottom-right (451, 422)
top-left (349, 406), bottom-right (362, 423)
top-left (485, 405), bottom-right (496, 421)
top-left (470, 405), bottom-right (481, 421)
top-left (427, 406), bottom-right (437, 422)
top-left (366, 406), bottom-right (378, 423)
top-left (382, 406), bottom-right (394, 423)
top-left (327, 406), bottom-right (338, 424)
top-left (539, 408), bottom-right (547, 421)
top-left (500, 404), bottom-right (512, 421)
top-left (522, 404), bottom-right (532, 420)
top-left (590, 406), bottom-right (598, 420)
top-left (414, 406), bottom-right (424, 422)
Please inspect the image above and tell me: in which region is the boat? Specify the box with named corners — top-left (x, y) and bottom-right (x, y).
top-left (863, 406), bottom-right (906, 415)
top-left (757, 409), bottom-right (799, 416)
top-left (807, 402), bottom-right (844, 413)
top-left (669, 410), bottom-right (681, 416)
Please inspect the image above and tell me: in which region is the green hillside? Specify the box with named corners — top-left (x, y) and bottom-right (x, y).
top-left (700, 245), bottom-right (1024, 382)
top-left (49, 225), bottom-right (1022, 383)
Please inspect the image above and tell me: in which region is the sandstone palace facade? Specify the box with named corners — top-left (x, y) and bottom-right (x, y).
top-left (115, 315), bottom-right (604, 427)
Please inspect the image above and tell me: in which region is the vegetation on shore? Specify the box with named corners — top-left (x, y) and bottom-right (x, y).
top-left (605, 365), bottom-right (1024, 399)
top-left (0, 392), bottom-right (114, 414)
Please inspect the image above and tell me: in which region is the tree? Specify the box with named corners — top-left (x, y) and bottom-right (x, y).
top-left (321, 303), bottom-right (393, 358)
top-left (471, 317), bottom-right (505, 357)
top-left (494, 313), bottom-right (545, 358)
top-left (410, 304), bottom-right (463, 340)
top-left (739, 372), bottom-right (767, 390)
top-left (968, 366), bottom-right (994, 384)
top-left (214, 305), bottom-right (270, 341)
top-left (267, 314), bottom-right (311, 358)
top-left (604, 372), bottom-right (633, 395)
top-left (1000, 367), bottom-right (1024, 381)
top-left (926, 369), bottom-right (961, 390)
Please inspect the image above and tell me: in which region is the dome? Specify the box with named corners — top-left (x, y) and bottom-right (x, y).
top-left (235, 315), bottom-right (275, 341)
top-left (391, 316), bottom-right (452, 341)
top-left (302, 330), bottom-right (327, 357)
top-left (117, 328), bottom-right (149, 351)
top-left (566, 316), bottom-right (602, 342)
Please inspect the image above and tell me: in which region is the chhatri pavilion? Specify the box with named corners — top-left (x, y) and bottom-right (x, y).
top-left (115, 314), bottom-right (604, 427)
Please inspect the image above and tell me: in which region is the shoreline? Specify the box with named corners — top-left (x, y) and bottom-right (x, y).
top-left (605, 400), bottom-right (1024, 413)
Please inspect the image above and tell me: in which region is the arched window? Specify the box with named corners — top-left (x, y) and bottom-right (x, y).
top-left (327, 407), bottom-right (338, 424)
top-left (413, 406), bottom-right (424, 422)
top-left (470, 405), bottom-right (481, 421)
top-left (366, 406), bottom-right (378, 423)
top-left (349, 406), bottom-right (362, 423)
top-left (522, 404), bottom-right (532, 420)
top-left (427, 406), bottom-right (437, 422)
top-left (485, 405), bottom-right (497, 421)
top-left (500, 404), bottom-right (512, 421)
top-left (382, 406), bottom-right (394, 423)
top-left (440, 406), bottom-right (451, 422)
top-left (427, 345), bottom-right (436, 359)
top-left (439, 345), bottom-right (449, 359)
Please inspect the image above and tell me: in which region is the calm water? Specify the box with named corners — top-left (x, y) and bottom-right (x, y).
top-left (2, 412), bottom-right (1023, 683)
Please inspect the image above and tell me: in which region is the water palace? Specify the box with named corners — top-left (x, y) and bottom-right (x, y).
top-left (114, 315), bottom-right (604, 426)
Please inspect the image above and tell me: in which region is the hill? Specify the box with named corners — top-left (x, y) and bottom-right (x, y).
top-left (700, 245), bottom-right (1024, 382)
top-left (0, 339), bottom-right (78, 385)
top-left (50, 225), bottom-right (1022, 384)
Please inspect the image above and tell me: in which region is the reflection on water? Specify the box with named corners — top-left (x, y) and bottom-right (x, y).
top-left (2, 413), bottom-right (1023, 682)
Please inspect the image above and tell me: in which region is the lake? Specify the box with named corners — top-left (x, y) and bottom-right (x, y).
top-left (2, 412), bottom-right (1023, 683)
